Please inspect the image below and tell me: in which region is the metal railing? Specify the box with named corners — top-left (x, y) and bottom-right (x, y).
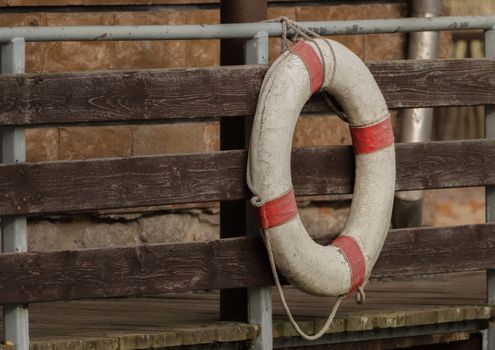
top-left (0, 16), bottom-right (494, 42)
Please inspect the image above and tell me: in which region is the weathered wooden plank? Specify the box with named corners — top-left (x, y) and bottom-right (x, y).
top-left (0, 139), bottom-right (493, 216)
top-left (0, 332), bottom-right (481, 350)
top-left (0, 59), bottom-right (494, 126)
top-left (0, 65), bottom-right (265, 126)
top-left (0, 223), bottom-right (495, 304)
top-left (275, 333), bottom-right (482, 350)
top-left (0, 224), bottom-right (495, 304)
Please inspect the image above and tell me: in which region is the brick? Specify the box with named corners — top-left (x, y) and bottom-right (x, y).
top-left (297, 4), bottom-right (363, 20)
top-left (361, 4), bottom-right (407, 61)
top-left (0, 13), bottom-right (47, 72)
top-left (447, 0), bottom-right (495, 15)
top-left (423, 187), bottom-right (485, 227)
top-left (267, 7), bottom-right (297, 23)
top-left (24, 42), bottom-right (45, 73)
top-left (59, 126), bottom-right (134, 160)
top-left (203, 122), bottom-right (220, 151)
top-left (365, 33), bottom-right (406, 61)
top-left (0, 12), bottom-right (46, 27)
top-left (42, 12), bottom-right (115, 72)
top-left (26, 128), bottom-right (59, 162)
top-left (8, 0), bottom-right (82, 4)
top-left (293, 115), bottom-right (351, 148)
top-left (184, 39), bottom-right (220, 67)
top-left (295, 5), bottom-right (366, 59)
top-left (438, 31), bottom-right (454, 59)
top-left (361, 3), bottom-right (407, 19)
top-left (437, 4), bottom-right (453, 59)
top-left (183, 10), bottom-right (220, 68)
top-left (133, 123), bottom-right (217, 156)
top-left (42, 41), bottom-right (115, 72)
top-left (113, 9), bottom-right (218, 69)
top-left (3, 0), bottom-right (216, 4)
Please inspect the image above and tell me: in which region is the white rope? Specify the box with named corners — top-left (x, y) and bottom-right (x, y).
top-left (263, 230), bottom-right (345, 341)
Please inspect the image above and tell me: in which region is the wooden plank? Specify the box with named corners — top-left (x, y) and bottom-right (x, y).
top-left (273, 306), bottom-right (490, 335)
top-left (1, 223), bottom-right (495, 304)
top-left (0, 65), bottom-right (265, 126)
top-left (1, 59), bottom-right (494, 126)
top-left (276, 333), bottom-right (480, 350)
top-left (0, 139), bottom-right (493, 216)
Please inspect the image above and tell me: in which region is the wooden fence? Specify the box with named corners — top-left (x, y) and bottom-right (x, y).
top-left (1, 34), bottom-right (495, 349)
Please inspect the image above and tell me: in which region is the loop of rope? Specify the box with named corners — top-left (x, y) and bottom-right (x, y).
top-left (355, 285), bottom-right (366, 305)
top-left (263, 230), bottom-right (345, 341)
top-left (250, 195), bottom-right (264, 208)
top-left (246, 156), bottom-right (265, 207)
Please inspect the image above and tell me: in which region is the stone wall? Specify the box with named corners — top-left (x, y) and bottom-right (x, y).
top-left (2, 1), bottom-right (472, 252)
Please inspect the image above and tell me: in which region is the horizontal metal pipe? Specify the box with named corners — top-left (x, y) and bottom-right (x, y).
top-left (0, 16), bottom-right (494, 42)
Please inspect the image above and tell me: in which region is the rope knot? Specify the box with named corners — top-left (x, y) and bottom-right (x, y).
top-left (250, 195), bottom-right (265, 208)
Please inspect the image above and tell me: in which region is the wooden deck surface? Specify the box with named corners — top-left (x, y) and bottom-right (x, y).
top-left (0, 271), bottom-right (490, 349)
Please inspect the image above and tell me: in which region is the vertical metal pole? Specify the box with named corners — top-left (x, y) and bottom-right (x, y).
top-left (392, 0), bottom-right (442, 228)
top-left (219, 0), bottom-right (267, 325)
top-left (485, 28), bottom-right (495, 350)
top-left (1, 37), bottom-right (29, 350)
top-left (245, 32), bottom-right (272, 350)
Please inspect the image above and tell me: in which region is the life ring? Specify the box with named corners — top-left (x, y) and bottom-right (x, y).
top-left (247, 38), bottom-right (396, 298)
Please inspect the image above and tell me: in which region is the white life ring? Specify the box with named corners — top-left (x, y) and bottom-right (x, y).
top-left (247, 38), bottom-right (396, 298)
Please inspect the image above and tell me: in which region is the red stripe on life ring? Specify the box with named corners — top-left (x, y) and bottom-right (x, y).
top-left (290, 41), bottom-right (324, 95)
top-left (350, 117), bottom-right (394, 155)
top-left (331, 235), bottom-right (366, 293)
top-left (258, 189), bottom-right (298, 229)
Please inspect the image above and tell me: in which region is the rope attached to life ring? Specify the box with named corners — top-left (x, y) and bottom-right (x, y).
top-left (250, 18), bottom-right (367, 341)
top-left (263, 230), bottom-right (345, 341)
